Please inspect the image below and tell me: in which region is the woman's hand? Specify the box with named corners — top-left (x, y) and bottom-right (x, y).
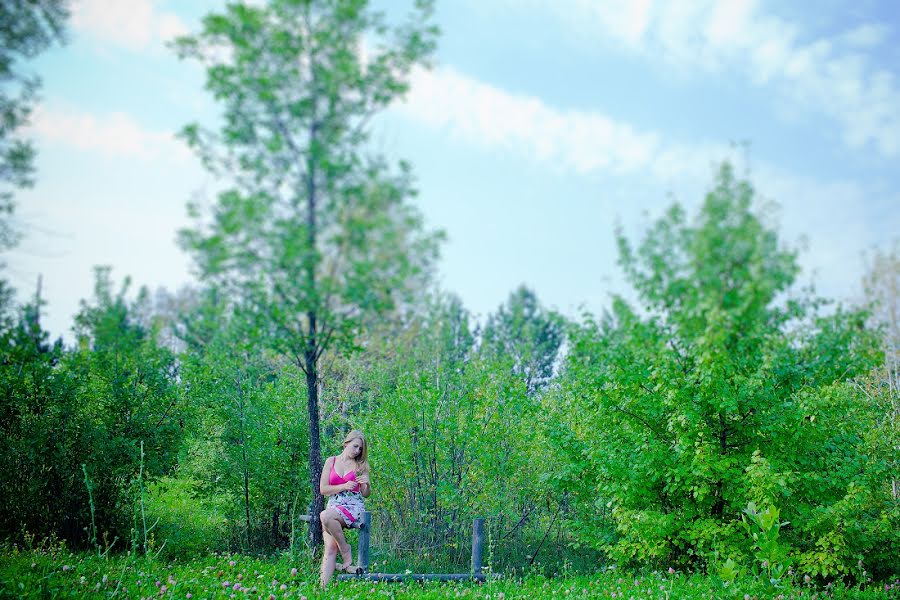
top-left (341, 480), bottom-right (359, 492)
top-left (356, 474), bottom-right (370, 497)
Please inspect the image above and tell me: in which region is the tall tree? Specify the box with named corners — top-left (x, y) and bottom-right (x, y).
top-left (0, 0), bottom-right (68, 254)
top-left (173, 0), bottom-right (440, 545)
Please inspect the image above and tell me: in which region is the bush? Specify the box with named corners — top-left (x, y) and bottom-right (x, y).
top-left (144, 476), bottom-right (232, 558)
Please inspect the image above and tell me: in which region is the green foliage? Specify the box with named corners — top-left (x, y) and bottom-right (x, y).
top-left (143, 476), bottom-right (232, 558)
top-left (177, 290), bottom-right (310, 551)
top-left (172, 0), bottom-right (442, 364)
top-left (0, 0), bottom-right (68, 250)
top-left (0, 287), bottom-right (83, 542)
top-left (548, 163), bottom-right (888, 573)
top-left (856, 243), bottom-right (900, 580)
top-left (713, 555), bottom-right (744, 587)
top-left (65, 269), bottom-right (183, 543)
top-left (0, 269), bottom-right (183, 548)
top-left (482, 285), bottom-right (565, 395)
top-left (316, 292), bottom-right (582, 572)
top-left (741, 501), bottom-right (792, 585)
top-left (356, 296), bottom-right (509, 551)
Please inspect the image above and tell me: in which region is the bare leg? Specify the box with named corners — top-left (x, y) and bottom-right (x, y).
top-left (321, 508), bottom-right (353, 568)
top-left (320, 527), bottom-right (339, 588)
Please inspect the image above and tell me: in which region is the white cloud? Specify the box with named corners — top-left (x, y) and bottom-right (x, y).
top-left (705, 0), bottom-right (757, 48)
top-left (500, 0), bottom-right (900, 159)
top-left (71, 0), bottom-right (188, 50)
top-left (567, 0), bottom-right (653, 47)
top-left (839, 23), bottom-right (892, 49)
top-left (397, 66), bottom-right (664, 176)
top-left (394, 65), bottom-right (888, 303)
top-left (157, 12), bottom-right (190, 44)
top-left (396, 66), bottom-right (737, 181)
top-left (29, 106), bottom-right (191, 163)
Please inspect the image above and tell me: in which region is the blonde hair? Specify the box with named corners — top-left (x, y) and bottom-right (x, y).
top-left (343, 429), bottom-right (369, 475)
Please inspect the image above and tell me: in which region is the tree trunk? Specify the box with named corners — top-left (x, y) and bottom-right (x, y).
top-left (305, 348), bottom-right (324, 547)
top-left (303, 95), bottom-right (324, 547)
top-left (272, 506), bottom-right (280, 545)
top-left (237, 377), bottom-right (252, 549)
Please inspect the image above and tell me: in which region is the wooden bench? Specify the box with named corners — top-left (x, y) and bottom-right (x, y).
top-left (335, 513), bottom-right (490, 582)
top-left (297, 513), bottom-right (365, 529)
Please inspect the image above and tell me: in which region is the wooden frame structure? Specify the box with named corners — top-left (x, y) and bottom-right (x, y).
top-left (335, 512), bottom-right (490, 582)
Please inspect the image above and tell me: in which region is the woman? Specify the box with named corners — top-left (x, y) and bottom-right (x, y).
top-left (319, 429), bottom-right (371, 588)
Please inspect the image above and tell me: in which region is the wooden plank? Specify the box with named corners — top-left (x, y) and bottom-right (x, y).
top-left (336, 573), bottom-right (490, 582)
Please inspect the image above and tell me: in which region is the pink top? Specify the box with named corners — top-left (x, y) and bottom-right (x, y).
top-left (329, 457), bottom-right (358, 491)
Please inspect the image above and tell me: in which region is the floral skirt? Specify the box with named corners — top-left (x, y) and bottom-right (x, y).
top-left (327, 491), bottom-right (365, 526)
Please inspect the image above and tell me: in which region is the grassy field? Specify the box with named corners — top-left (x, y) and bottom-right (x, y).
top-left (1, 547), bottom-right (898, 599)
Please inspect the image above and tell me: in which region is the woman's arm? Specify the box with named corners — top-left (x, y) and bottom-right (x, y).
top-left (319, 456), bottom-right (356, 496)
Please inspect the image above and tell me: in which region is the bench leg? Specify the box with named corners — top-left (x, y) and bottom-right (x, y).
top-left (471, 518), bottom-right (484, 576)
top-left (357, 511), bottom-right (371, 572)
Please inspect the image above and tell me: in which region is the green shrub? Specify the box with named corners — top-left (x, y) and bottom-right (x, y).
top-left (144, 476), bottom-right (232, 558)
top-left (547, 165), bottom-right (893, 575)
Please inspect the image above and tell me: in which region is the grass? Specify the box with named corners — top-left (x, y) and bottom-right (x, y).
top-left (1, 545), bottom-right (898, 599)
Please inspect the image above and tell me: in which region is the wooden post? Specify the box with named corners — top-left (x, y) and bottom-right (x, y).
top-left (357, 511), bottom-right (371, 572)
top-left (471, 518), bottom-right (484, 576)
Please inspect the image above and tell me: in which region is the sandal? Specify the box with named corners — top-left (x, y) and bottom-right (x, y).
top-left (339, 564), bottom-right (362, 575)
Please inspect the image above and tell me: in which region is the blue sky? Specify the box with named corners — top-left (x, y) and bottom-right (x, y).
top-left (9, 0), bottom-right (900, 340)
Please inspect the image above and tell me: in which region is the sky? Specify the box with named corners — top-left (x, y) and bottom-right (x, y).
top-left (8, 0), bottom-right (900, 341)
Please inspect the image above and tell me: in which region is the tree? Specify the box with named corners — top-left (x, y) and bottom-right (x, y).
top-left (177, 289), bottom-right (311, 551)
top-left (0, 0), bottom-right (68, 253)
top-left (0, 284), bottom-right (81, 542)
top-left (173, 0), bottom-right (441, 545)
top-left (482, 285), bottom-right (564, 395)
top-left (550, 163), bottom-right (883, 571)
top-left (67, 268), bottom-right (183, 542)
top-left (0, 268), bottom-right (183, 546)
